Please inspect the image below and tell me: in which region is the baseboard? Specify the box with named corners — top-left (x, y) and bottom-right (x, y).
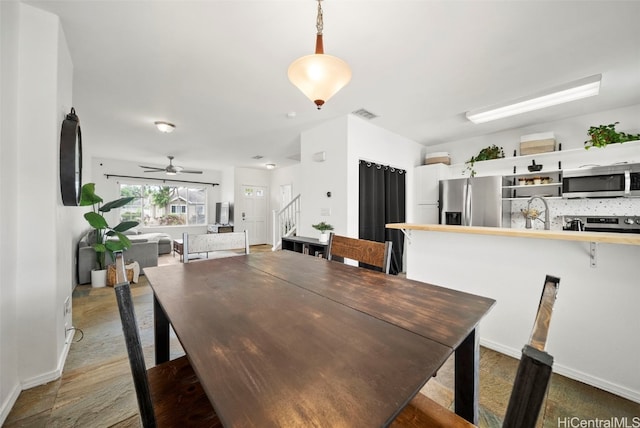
top-left (0, 382), bottom-right (21, 426)
top-left (21, 330), bottom-right (73, 389)
top-left (480, 338), bottom-right (640, 404)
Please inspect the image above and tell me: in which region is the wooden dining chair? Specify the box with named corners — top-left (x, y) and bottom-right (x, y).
top-left (112, 251), bottom-right (222, 428)
top-left (393, 275), bottom-right (560, 428)
top-left (326, 233), bottom-right (393, 274)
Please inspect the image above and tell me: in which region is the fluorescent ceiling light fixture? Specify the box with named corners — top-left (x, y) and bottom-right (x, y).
top-left (466, 74), bottom-right (601, 124)
top-left (154, 121), bottom-right (175, 133)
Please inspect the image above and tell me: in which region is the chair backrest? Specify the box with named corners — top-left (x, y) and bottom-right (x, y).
top-left (182, 230), bottom-right (249, 263)
top-left (394, 275), bottom-right (560, 428)
top-left (326, 233), bottom-right (393, 274)
top-left (502, 274), bottom-right (559, 428)
top-left (112, 251), bottom-right (157, 427)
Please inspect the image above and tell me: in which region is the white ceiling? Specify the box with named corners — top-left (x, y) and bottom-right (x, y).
top-left (26, 0), bottom-right (640, 172)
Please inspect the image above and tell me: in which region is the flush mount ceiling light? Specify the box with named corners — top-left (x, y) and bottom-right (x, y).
top-left (288, 0), bottom-right (351, 110)
top-left (466, 74), bottom-right (602, 124)
top-left (266, 163), bottom-right (276, 170)
top-left (154, 121), bottom-right (175, 133)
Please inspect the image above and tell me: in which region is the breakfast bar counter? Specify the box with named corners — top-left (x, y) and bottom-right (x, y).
top-left (387, 222), bottom-right (640, 405)
top-left (387, 223), bottom-right (640, 245)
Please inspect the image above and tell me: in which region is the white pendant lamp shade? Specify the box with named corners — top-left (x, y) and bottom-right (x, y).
top-left (288, 51), bottom-right (351, 109)
top-left (288, 1), bottom-right (351, 109)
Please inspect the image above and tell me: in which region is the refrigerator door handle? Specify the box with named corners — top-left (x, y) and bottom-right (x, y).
top-left (465, 180), bottom-right (472, 226)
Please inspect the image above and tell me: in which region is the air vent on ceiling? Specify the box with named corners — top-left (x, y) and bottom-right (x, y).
top-left (252, 155), bottom-right (264, 159)
top-left (352, 108), bottom-right (378, 120)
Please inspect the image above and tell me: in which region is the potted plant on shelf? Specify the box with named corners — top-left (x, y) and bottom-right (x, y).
top-left (312, 222), bottom-right (334, 243)
top-left (464, 145), bottom-right (504, 177)
top-left (584, 122), bottom-right (640, 149)
top-left (79, 183), bottom-right (139, 287)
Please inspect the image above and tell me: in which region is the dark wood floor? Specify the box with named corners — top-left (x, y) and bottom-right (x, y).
top-left (5, 247), bottom-right (639, 427)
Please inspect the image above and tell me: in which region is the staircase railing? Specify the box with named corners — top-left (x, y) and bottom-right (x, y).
top-left (272, 194), bottom-right (300, 251)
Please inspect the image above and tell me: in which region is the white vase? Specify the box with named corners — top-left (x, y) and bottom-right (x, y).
top-left (319, 232), bottom-right (329, 243)
top-left (91, 269), bottom-right (107, 288)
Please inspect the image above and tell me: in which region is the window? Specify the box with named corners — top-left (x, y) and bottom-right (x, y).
top-left (170, 205), bottom-right (187, 214)
top-left (119, 184), bottom-right (207, 226)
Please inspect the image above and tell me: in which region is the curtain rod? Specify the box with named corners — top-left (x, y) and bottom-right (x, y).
top-left (104, 174), bottom-right (219, 187)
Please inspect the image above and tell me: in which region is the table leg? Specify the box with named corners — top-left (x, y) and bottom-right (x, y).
top-left (154, 295), bottom-right (170, 364)
top-left (454, 327), bottom-right (479, 424)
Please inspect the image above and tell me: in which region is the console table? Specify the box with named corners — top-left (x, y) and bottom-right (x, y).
top-left (282, 236), bottom-right (328, 258)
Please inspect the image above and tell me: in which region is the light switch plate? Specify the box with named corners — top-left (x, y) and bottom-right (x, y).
top-left (320, 208), bottom-right (331, 216)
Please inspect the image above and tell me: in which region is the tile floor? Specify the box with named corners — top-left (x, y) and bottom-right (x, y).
top-left (5, 248), bottom-right (639, 427)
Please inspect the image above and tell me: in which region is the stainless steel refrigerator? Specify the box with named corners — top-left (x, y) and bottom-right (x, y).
top-left (439, 176), bottom-right (504, 227)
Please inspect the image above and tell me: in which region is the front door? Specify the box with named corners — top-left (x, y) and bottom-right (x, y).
top-left (238, 185), bottom-right (267, 245)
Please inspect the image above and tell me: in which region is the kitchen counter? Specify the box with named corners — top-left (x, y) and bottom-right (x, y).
top-left (386, 223), bottom-right (640, 246)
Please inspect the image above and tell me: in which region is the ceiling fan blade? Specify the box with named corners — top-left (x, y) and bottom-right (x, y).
top-left (139, 165), bottom-right (164, 171)
top-left (180, 170), bottom-right (203, 174)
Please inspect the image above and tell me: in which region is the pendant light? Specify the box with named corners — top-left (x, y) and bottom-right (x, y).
top-left (288, 0), bottom-right (351, 110)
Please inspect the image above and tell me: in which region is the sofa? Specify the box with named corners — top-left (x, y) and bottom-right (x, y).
top-left (77, 229), bottom-right (172, 285)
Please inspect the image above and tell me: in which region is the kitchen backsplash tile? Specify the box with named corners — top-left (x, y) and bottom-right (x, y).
top-left (510, 198), bottom-right (640, 230)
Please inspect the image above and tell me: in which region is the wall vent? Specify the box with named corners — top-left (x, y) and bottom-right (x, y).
top-left (352, 108), bottom-right (379, 120)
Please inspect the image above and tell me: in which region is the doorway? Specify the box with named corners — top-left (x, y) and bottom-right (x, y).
top-left (238, 185), bottom-right (267, 245)
top-left (358, 160), bottom-right (406, 274)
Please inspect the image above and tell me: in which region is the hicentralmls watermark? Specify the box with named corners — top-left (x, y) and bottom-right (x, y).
top-left (557, 417), bottom-right (640, 428)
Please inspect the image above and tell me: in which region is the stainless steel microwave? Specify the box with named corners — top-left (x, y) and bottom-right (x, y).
top-left (562, 163), bottom-right (640, 198)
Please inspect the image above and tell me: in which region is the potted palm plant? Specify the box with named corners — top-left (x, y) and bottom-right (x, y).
top-left (80, 183), bottom-right (139, 287)
top-left (312, 222), bottom-right (334, 243)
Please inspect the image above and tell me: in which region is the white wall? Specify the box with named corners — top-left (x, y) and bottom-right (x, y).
top-left (299, 116), bottom-right (349, 238)
top-left (0, 0), bottom-right (21, 422)
top-left (406, 230), bottom-right (640, 403)
top-left (269, 163), bottom-right (302, 212)
top-left (426, 103), bottom-right (640, 171)
top-left (90, 157), bottom-right (223, 239)
top-left (297, 115), bottom-right (423, 241)
top-left (1, 3), bottom-right (83, 423)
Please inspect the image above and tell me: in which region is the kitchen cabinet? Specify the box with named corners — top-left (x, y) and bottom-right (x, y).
top-left (414, 164), bottom-right (449, 224)
top-left (502, 170), bottom-right (563, 200)
top-left (415, 164), bottom-right (449, 204)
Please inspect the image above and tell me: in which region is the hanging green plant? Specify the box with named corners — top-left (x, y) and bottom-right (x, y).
top-left (464, 145), bottom-right (504, 177)
top-left (584, 122), bottom-right (640, 149)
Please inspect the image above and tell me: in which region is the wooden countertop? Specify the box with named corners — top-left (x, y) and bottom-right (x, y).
top-left (386, 223), bottom-right (640, 246)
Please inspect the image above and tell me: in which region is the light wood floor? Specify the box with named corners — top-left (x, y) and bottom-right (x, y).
top-left (5, 246), bottom-right (639, 427)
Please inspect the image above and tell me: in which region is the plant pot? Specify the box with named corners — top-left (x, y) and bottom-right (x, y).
top-left (319, 232), bottom-right (329, 243)
top-left (91, 269), bottom-right (107, 288)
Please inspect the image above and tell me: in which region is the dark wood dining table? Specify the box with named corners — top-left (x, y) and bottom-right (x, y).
top-left (144, 250), bottom-right (495, 427)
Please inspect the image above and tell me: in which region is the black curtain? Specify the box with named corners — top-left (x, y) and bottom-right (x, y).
top-left (358, 160), bottom-right (406, 274)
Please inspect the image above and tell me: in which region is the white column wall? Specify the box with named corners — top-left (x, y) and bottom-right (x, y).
top-left (0, 0), bottom-right (21, 422)
top-left (2, 3), bottom-right (83, 422)
top-left (299, 116), bottom-right (349, 238)
top-left (15, 2), bottom-right (81, 386)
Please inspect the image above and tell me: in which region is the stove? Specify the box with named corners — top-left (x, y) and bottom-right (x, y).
top-left (562, 215), bottom-right (640, 233)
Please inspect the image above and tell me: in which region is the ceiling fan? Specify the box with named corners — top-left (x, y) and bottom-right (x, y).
top-left (139, 156), bottom-right (203, 175)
